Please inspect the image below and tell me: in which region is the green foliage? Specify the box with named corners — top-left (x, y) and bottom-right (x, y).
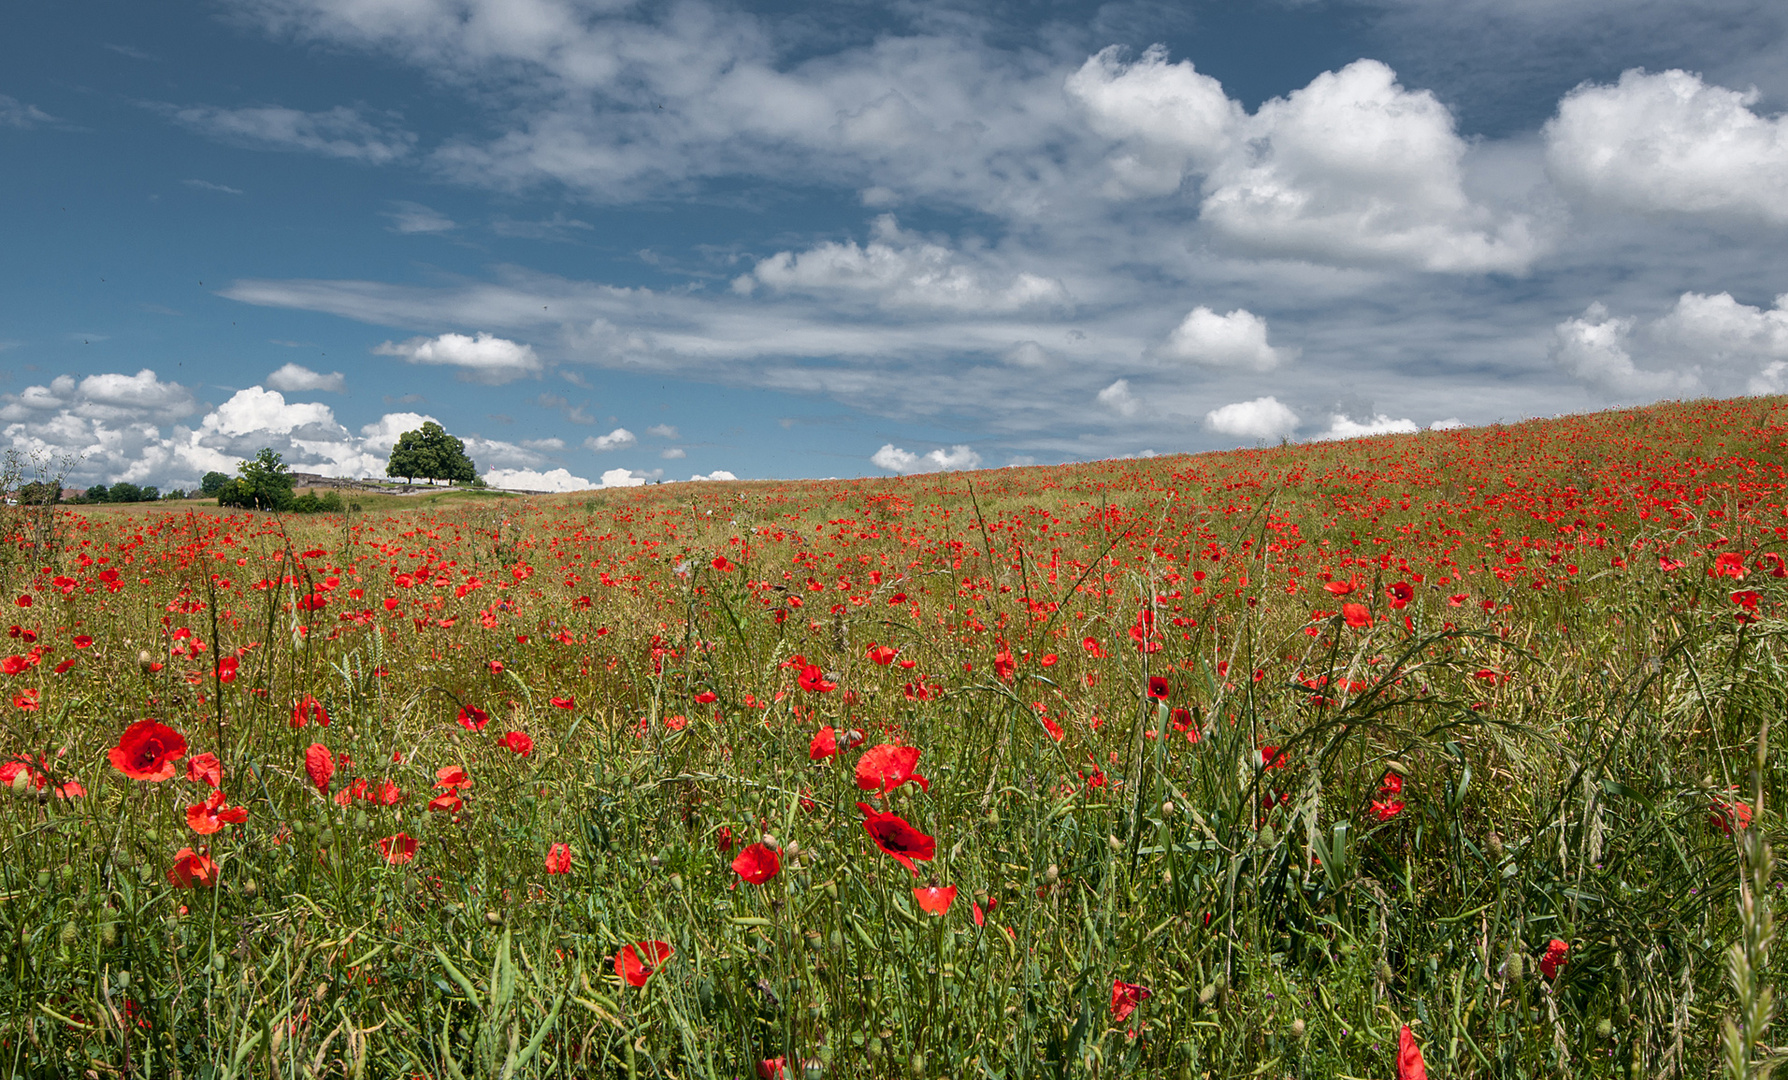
top-left (200, 470), bottom-right (230, 496)
top-left (15, 480), bottom-right (60, 505)
top-left (218, 448), bottom-right (296, 511)
top-left (387, 421), bottom-right (478, 485)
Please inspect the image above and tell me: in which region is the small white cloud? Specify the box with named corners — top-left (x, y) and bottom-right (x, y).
top-left (598, 467), bottom-right (653, 488)
top-left (646, 423), bottom-right (679, 438)
top-left (182, 178), bottom-right (243, 195)
top-left (521, 437), bottom-right (565, 451)
top-left (373, 332), bottom-right (541, 384)
top-left (1096, 378), bottom-right (1139, 417)
top-left (166, 104), bottom-right (415, 164)
top-left (1313, 414), bottom-right (1421, 441)
top-left (0, 95), bottom-right (54, 128)
top-left (385, 201), bottom-right (456, 234)
top-left (1545, 69), bottom-right (1788, 224)
top-left (1429, 418), bottom-right (1464, 430)
top-left (738, 215), bottom-right (1068, 313)
top-left (1154, 307), bottom-right (1294, 370)
top-left (484, 467), bottom-right (593, 492)
top-left (688, 470), bottom-right (738, 481)
top-left (1003, 341), bottom-right (1053, 368)
top-left (584, 427), bottom-right (637, 452)
top-left (661, 447), bottom-right (687, 459)
top-left (1204, 396), bottom-right (1299, 440)
top-left (871, 443), bottom-right (982, 475)
top-left (265, 362), bottom-right (345, 393)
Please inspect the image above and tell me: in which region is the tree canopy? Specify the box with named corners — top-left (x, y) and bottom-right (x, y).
top-left (217, 448), bottom-right (296, 511)
top-left (386, 421), bottom-right (477, 485)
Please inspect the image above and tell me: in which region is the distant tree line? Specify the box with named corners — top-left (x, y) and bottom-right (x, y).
top-left (210, 450), bottom-right (353, 513)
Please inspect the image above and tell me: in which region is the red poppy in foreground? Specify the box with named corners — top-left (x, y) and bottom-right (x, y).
top-left (756, 1058), bottom-right (787, 1080)
top-left (167, 847), bottom-right (218, 888)
top-left (809, 726), bottom-right (838, 760)
top-left (1259, 746), bottom-right (1288, 770)
top-left (732, 842), bottom-right (781, 884)
top-left (185, 752), bottom-right (222, 789)
top-left (1386, 581), bottom-right (1415, 609)
top-left (1712, 798), bottom-right (1755, 835)
top-left (1342, 603), bottom-right (1373, 629)
top-left (290, 694), bottom-right (329, 729)
top-left (1539, 939), bottom-right (1568, 981)
top-left (498, 731), bottom-right (534, 757)
top-left (109, 720), bottom-right (187, 782)
top-left (377, 833), bottom-right (419, 865)
top-left (304, 743), bottom-right (335, 792)
top-left (855, 744), bottom-right (929, 795)
top-left (913, 884), bottom-right (957, 915)
top-left (1396, 1025), bottom-right (1427, 1080)
top-left (615, 940), bottom-right (673, 987)
top-left (1146, 676), bottom-right (1170, 700)
top-left (185, 790), bottom-right (248, 835)
top-left (796, 665), bottom-right (837, 693)
top-left (857, 802), bottom-right (935, 876)
top-left (544, 842), bottom-right (572, 875)
top-left (550, 696), bottom-right (574, 709)
top-left (1369, 799), bottom-right (1405, 822)
top-left (457, 705), bottom-right (490, 732)
top-left (1110, 979), bottom-right (1151, 1022)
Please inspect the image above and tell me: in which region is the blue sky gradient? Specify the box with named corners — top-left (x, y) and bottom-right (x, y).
top-left (5, 0), bottom-right (1787, 490)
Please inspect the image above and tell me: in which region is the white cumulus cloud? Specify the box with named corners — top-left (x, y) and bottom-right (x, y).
top-left (1154, 307), bottom-right (1294, 370)
top-left (1065, 45), bottom-right (1240, 197)
top-left (1204, 396), bottom-right (1299, 440)
top-left (871, 443), bottom-right (983, 474)
top-left (1313, 414), bottom-right (1423, 441)
top-left (1545, 69), bottom-right (1788, 224)
top-left (688, 470), bottom-right (738, 481)
top-left (265, 362), bottom-right (346, 393)
top-left (584, 427), bottom-right (637, 451)
top-left (1553, 293), bottom-right (1788, 398)
top-left (373, 332), bottom-right (542, 384)
top-left (483, 467), bottom-right (593, 491)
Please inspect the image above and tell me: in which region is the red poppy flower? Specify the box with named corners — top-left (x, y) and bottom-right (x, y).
top-left (855, 744), bottom-right (929, 795)
top-left (1259, 746), bottom-right (1287, 770)
top-left (1110, 979), bottom-right (1152, 1022)
top-left (498, 731), bottom-right (533, 757)
top-left (1539, 939), bottom-right (1568, 980)
top-left (857, 802), bottom-right (935, 876)
top-left (304, 743), bottom-right (335, 792)
top-left (369, 779), bottom-right (405, 806)
top-left (732, 842), bottom-right (780, 884)
top-left (1146, 676), bottom-right (1170, 700)
top-left (711, 555), bottom-right (733, 572)
top-left (1396, 1025), bottom-right (1427, 1080)
top-left (1342, 603), bottom-right (1373, 628)
top-left (185, 790), bottom-right (248, 835)
top-left (73, 634), bottom-right (93, 649)
top-left (796, 665), bottom-right (836, 693)
top-left (215, 656), bottom-right (239, 683)
top-left (428, 790), bottom-right (463, 813)
top-left (913, 884), bottom-right (957, 915)
top-left (1712, 798), bottom-right (1754, 835)
top-left (544, 843), bottom-right (572, 875)
top-left (12, 689), bottom-right (39, 711)
top-left (615, 940), bottom-right (672, 987)
top-left (993, 650), bottom-right (1016, 683)
top-left (109, 720), bottom-right (187, 782)
top-left (290, 694), bottom-right (328, 729)
top-left (693, 690), bottom-right (717, 704)
top-left (186, 752), bottom-right (222, 789)
top-left (809, 726), bottom-right (838, 761)
top-left (1323, 579), bottom-right (1357, 596)
top-left (377, 833), bottom-right (418, 865)
top-left (457, 705), bottom-right (490, 732)
top-left (550, 696), bottom-right (574, 709)
top-left (757, 1058), bottom-right (787, 1080)
top-left (435, 765), bottom-right (469, 789)
top-left (715, 826), bottom-right (736, 855)
top-left (866, 643), bottom-right (897, 665)
top-left (1369, 799), bottom-right (1405, 822)
top-left (167, 846), bottom-right (218, 888)
top-left (1386, 581), bottom-right (1414, 609)
top-left (1378, 771), bottom-right (1404, 797)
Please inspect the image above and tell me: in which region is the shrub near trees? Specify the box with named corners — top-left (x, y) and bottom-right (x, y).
top-left (213, 448), bottom-right (343, 513)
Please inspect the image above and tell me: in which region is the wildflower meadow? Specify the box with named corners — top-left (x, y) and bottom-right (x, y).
top-left (6, 396), bottom-right (1788, 1078)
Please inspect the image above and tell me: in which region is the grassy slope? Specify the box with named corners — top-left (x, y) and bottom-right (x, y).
top-left (4, 396), bottom-right (1788, 1077)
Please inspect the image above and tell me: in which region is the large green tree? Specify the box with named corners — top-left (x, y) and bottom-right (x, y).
top-left (218, 448), bottom-right (296, 511)
top-left (386, 421), bottom-right (477, 485)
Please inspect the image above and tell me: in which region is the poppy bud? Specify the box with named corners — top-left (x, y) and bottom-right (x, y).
top-left (1258, 825), bottom-right (1277, 848)
top-left (1108, 834), bottom-right (1123, 852)
top-left (1160, 801), bottom-right (1175, 817)
top-left (484, 910), bottom-right (503, 926)
top-left (909, 1050), bottom-right (925, 1077)
top-left (113, 970), bottom-right (130, 990)
top-left (242, 880), bottom-right (259, 899)
top-left (8, 771), bottom-right (26, 795)
top-left (1487, 831), bottom-right (1504, 857)
top-left (60, 920), bottom-right (78, 947)
top-left (1290, 1018), bottom-right (1305, 1039)
top-left (101, 921), bottom-right (118, 947)
top-left (986, 808), bottom-right (1000, 825)
top-left (1597, 1018), bottom-right (1613, 1039)
top-left (1503, 947), bottom-right (1524, 985)
top-left (1377, 961), bottom-right (1395, 984)
top-left (1197, 983), bottom-right (1216, 1006)
top-left (784, 839), bottom-right (801, 858)
top-left (762, 833), bottom-right (780, 850)
top-left (668, 873), bottom-right (684, 891)
top-left (36, 869), bottom-right (51, 890)
top-left (1044, 863), bottom-right (1059, 885)
top-left (137, 649), bottom-right (153, 673)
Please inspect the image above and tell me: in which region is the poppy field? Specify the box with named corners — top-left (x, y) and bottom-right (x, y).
top-left (5, 396), bottom-right (1788, 1078)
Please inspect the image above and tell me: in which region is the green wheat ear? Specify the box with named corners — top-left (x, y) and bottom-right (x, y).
top-left (1724, 715), bottom-right (1784, 1080)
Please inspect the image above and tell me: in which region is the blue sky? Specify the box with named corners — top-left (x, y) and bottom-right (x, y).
top-left (4, 0), bottom-right (1787, 491)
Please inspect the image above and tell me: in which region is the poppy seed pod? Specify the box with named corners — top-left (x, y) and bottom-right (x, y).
top-left (1161, 801), bottom-right (1175, 817)
top-left (1044, 863), bottom-right (1059, 885)
top-left (137, 649), bottom-right (153, 673)
top-left (1291, 1018), bottom-right (1306, 1038)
